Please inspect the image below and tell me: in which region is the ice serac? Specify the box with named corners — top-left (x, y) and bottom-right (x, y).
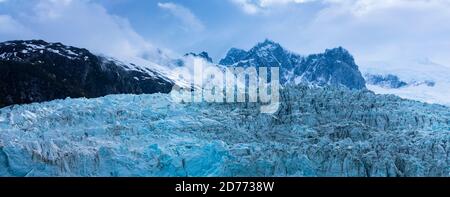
top-left (0, 85), bottom-right (448, 177)
top-left (219, 40), bottom-right (366, 90)
top-left (0, 40), bottom-right (174, 108)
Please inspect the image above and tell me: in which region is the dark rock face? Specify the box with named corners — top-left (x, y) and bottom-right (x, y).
top-left (0, 40), bottom-right (174, 108)
top-left (294, 47), bottom-right (367, 90)
top-left (219, 48), bottom-right (249, 65)
top-left (219, 39), bottom-right (366, 90)
top-left (185, 51), bottom-right (213, 63)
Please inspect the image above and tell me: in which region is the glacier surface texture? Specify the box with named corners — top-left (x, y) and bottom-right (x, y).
top-left (0, 86), bottom-right (449, 177)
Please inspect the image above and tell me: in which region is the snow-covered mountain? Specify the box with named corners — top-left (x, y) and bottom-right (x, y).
top-left (2, 39), bottom-right (448, 109)
top-left (0, 85), bottom-right (448, 177)
top-left (0, 40), bottom-right (175, 108)
top-left (0, 39), bottom-right (370, 108)
top-left (219, 39), bottom-right (366, 90)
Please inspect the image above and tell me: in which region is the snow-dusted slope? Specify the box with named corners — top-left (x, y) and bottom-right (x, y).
top-left (361, 59), bottom-right (450, 106)
top-left (0, 40), bottom-right (177, 108)
top-left (0, 86), bottom-right (448, 177)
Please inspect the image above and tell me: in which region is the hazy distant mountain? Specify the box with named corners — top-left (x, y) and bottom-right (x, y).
top-left (365, 74), bottom-right (408, 89)
top-left (361, 59), bottom-right (450, 106)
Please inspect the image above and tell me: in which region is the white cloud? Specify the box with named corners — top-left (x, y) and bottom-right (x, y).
top-left (157, 2), bottom-right (205, 32)
top-left (231, 0), bottom-right (450, 16)
top-left (228, 0), bottom-right (450, 62)
top-left (303, 0), bottom-right (450, 63)
top-left (0, 15), bottom-right (32, 37)
top-left (321, 0), bottom-right (450, 16)
top-left (258, 0), bottom-right (315, 7)
top-left (0, 0), bottom-right (168, 60)
top-left (230, 0), bottom-right (262, 15)
top-left (230, 0), bottom-right (317, 14)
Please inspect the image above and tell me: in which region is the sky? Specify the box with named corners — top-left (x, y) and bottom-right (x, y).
top-left (1, 0), bottom-right (450, 68)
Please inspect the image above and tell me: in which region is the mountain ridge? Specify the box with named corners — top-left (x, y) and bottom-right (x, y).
top-left (219, 39), bottom-right (366, 90)
top-left (0, 40), bottom-right (174, 108)
top-left (1, 39), bottom-right (368, 107)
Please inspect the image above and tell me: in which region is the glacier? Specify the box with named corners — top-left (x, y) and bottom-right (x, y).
top-left (0, 85), bottom-right (449, 177)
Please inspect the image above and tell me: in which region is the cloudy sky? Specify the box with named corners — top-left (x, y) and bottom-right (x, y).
top-left (1, 0), bottom-right (450, 68)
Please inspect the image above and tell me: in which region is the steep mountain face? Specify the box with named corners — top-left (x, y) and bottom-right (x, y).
top-left (219, 40), bottom-right (366, 90)
top-left (218, 48), bottom-right (249, 65)
top-left (0, 40), bottom-right (174, 108)
top-left (0, 85), bottom-right (448, 177)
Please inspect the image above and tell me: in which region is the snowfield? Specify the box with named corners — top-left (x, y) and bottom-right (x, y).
top-left (360, 59), bottom-right (450, 107)
top-left (0, 86), bottom-right (449, 177)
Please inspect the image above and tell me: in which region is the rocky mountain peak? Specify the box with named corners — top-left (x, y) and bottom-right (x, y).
top-left (0, 40), bottom-right (173, 108)
top-left (251, 39), bottom-right (283, 52)
top-left (184, 51), bottom-right (213, 63)
top-left (219, 48), bottom-right (248, 65)
top-left (0, 39), bottom-right (93, 63)
top-left (323, 47), bottom-right (356, 67)
top-left (218, 40), bottom-right (365, 90)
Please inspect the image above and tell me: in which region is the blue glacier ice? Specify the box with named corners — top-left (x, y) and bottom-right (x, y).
top-left (0, 85), bottom-right (449, 177)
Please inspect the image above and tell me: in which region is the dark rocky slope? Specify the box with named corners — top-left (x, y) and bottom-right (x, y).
top-left (0, 40), bottom-right (174, 108)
